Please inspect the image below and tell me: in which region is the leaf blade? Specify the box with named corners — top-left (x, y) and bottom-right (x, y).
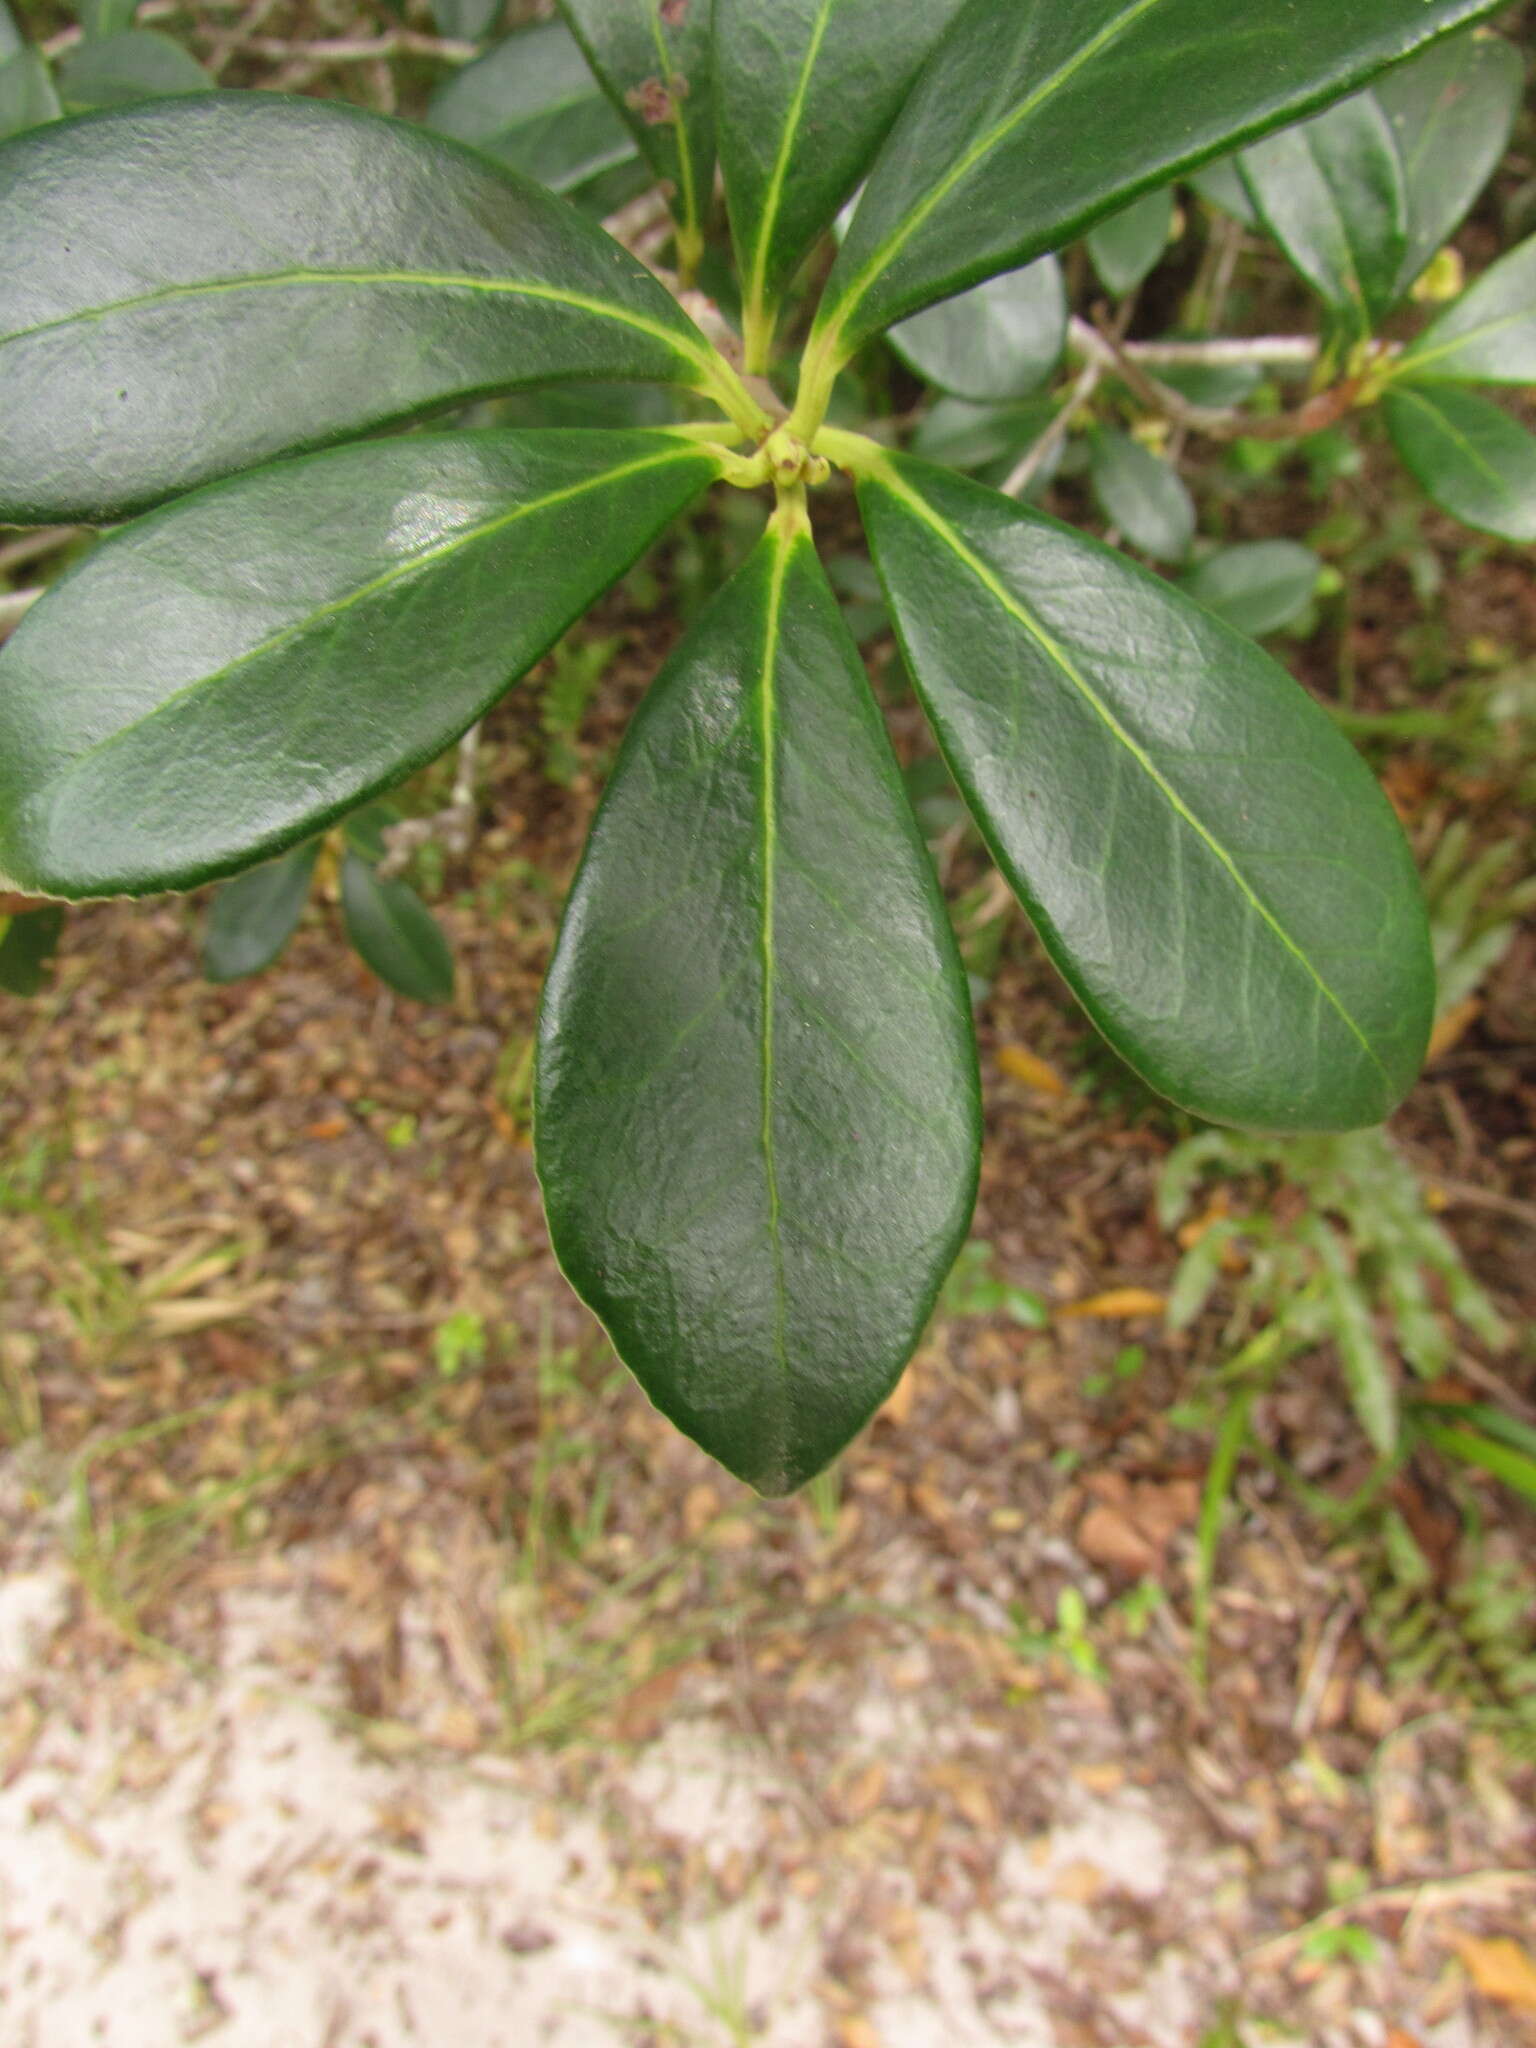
top-left (202, 842), bottom-right (320, 982)
top-left (860, 455), bottom-right (1434, 1133)
top-left (341, 856), bottom-right (455, 1003)
top-left (536, 526), bottom-right (981, 1495)
top-left (1384, 385), bottom-right (1536, 542)
top-left (1239, 92), bottom-right (1407, 341)
top-left (1395, 233), bottom-right (1536, 386)
top-left (1376, 29), bottom-right (1523, 296)
top-left (887, 257), bottom-right (1066, 404)
top-left (556, 0), bottom-right (714, 261)
top-left (0, 430), bottom-right (719, 897)
top-left (426, 19), bottom-right (638, 195)
top-left (814, 0), bottom-right (1502, 362)
top-left (0, 93), bottom-right (733, 522)
top-left (715, 0), bottom-right (969, 355)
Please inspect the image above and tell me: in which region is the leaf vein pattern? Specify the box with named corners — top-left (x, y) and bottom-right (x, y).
top-left (875, 467), bottom-right (1391, 1086)
top-left (31, 447), bottom-right (703, 797)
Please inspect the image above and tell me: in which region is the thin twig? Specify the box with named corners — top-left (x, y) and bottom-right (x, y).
top-left (240, 29), bottom-right (478, 63)
top-left (0, 528), bottom-right (81, 577)
top-left (1002, 360), bottom-right (1101, 499)
top-left (0, 588), bottom-right (43, 630)
top-left (378, 724), bottom-right (482, 878)
top-left (1069, 316), bottom-right (1353, 442)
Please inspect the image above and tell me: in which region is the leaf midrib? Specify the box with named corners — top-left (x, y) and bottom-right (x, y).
top-left (820, 0), bottom-right (1171, 347)
top-left (757, 533), bottom-right (793, 1465)
top-left (742, 0), bottom-right (836, 325)
top-left (18, 444), bottom-right (706, 811)
top-left (1391, 384), bottom-right (1527, 505)
top-left (646, 0), bottom-right (701, 241)
top-left (1, 267), bottom-right (709, 376)
top-left (873, 462), bottom-right (1392, 1091)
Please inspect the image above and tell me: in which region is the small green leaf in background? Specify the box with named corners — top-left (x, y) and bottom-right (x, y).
top-left (0, 905), bottom-right (65, 997)
top-left (1395, 233), bottom-right (1536, 387)
top-left (433, 0), bottom-right (500, 44)
top-left (1188, 153), bottom-right (1259, 227)
top-left (1088, 430), bottom-right (1196, 564)
top-left (55, 29), bottom-right (210, 109)
top-left (1240, 92), bottom-right (1407, 345)
top-left (202, 842), bottom-right (320, 983)
top-left (909, 395), bottom-right (1060, 490)
top-left (888, 256), bottom-right (1066, 404)
top-left (0, 95), bottom-right (736, 524)
top-left (341, 802), bottom-right (401, 867)
top-left (1384, 385), bottom-right (1536, 543)
top-left (1088, 186), bottom-right (1175, 297)
top-left (1376, 27), bottom-right (1523, 297)
top-left (714, 0), bottom-right (969, 360)
top-left (0, 0), bottom-right (20, 59)
top-left (860, 456), bottom-right (1432, 1133)
top-left (557, 0), bottom-right (715, 266)
top-left (0, 47), bottom-right (59, 138)
top-left (75, 0), bottom-right (139, 37)
top-left (426, 19), bottom-right (636, 195)
top-left (0, 431), bottom-right (718, 897)
top-left (1180, 541), bottom-right (1322, 637)
top-left (341, 855), bottom-right (455, 1003)
top-left (536, 523), bottom-right (980, 1496)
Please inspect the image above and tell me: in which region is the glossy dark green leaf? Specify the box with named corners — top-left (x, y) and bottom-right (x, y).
top-left (1384, 385), bottom-right (1536, 543)
top-left (888, 257), bottom-right (1066, 404)
top-left (813, 0), bottom-right (1499, 365)
top-left (1395, 234), bottom-right (1536, 387)
top-left (1088, 430), bottom-right (1195, 563)
top-left (1239, 93), bottom-right (1407, 343)
top-left (860, 455), bottom-right (1433, 1133)
top-left (55, 29), bottom-right (209, 108)
top-left (715, 0), bottom-right (969, 360)
top-left (1377, 30), bottom-right (1523, 296)
top-left (536, 523), bottom-right (981, 1495)
top-left (0, 430), bottom-right (719, 898)
top-left (426, 20), bottom-right (637, 195)
top-left (0, 47), bottom-right (58, 138)
top-left (433, 0), bottom-right (500, 43)
top-left (1087, 186), bottom-right (1174, 296)
top-left (0, 905), bottom-right (65, 996)
top-left (1180, 541), bottom-right (1321, 637)
top-left (341, 855), bottom-right (455, 1002)
top-left (556, 0), bottom-right (714, 264)
top-left (0, 93), bottom-right (741, 524)
top-left (202, 842), bottom-right (319, 982)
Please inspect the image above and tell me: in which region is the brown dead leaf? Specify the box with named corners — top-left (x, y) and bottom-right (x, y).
top-left (612, 1664), bottom-right (686, 1743)
top-left (1079, 1475), bottom-right (1198, 1575)
top-left (997, 1044), bottom-right (1067, 1095)
top-left (303, 1116), bottom-right (350, 1140)
top-left (877, 1366), bottom-right (917, 1426)
top-left (1079, 1503), bottom-right (1158, 1576)
top-left (1057, 1288), bottom-right (1166, 1320)
top-left (837, 1760), bottom-right (888, 1823)
top-left (1453, 1934), bottom-right (1536, 2011)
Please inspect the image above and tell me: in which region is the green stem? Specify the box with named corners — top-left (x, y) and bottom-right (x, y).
top-left (810, 424), bottom-right (889, 479)
top-left (694, 350), bottom-right (775, 442)
top-left (785, 320), bottom-right (846, 444)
